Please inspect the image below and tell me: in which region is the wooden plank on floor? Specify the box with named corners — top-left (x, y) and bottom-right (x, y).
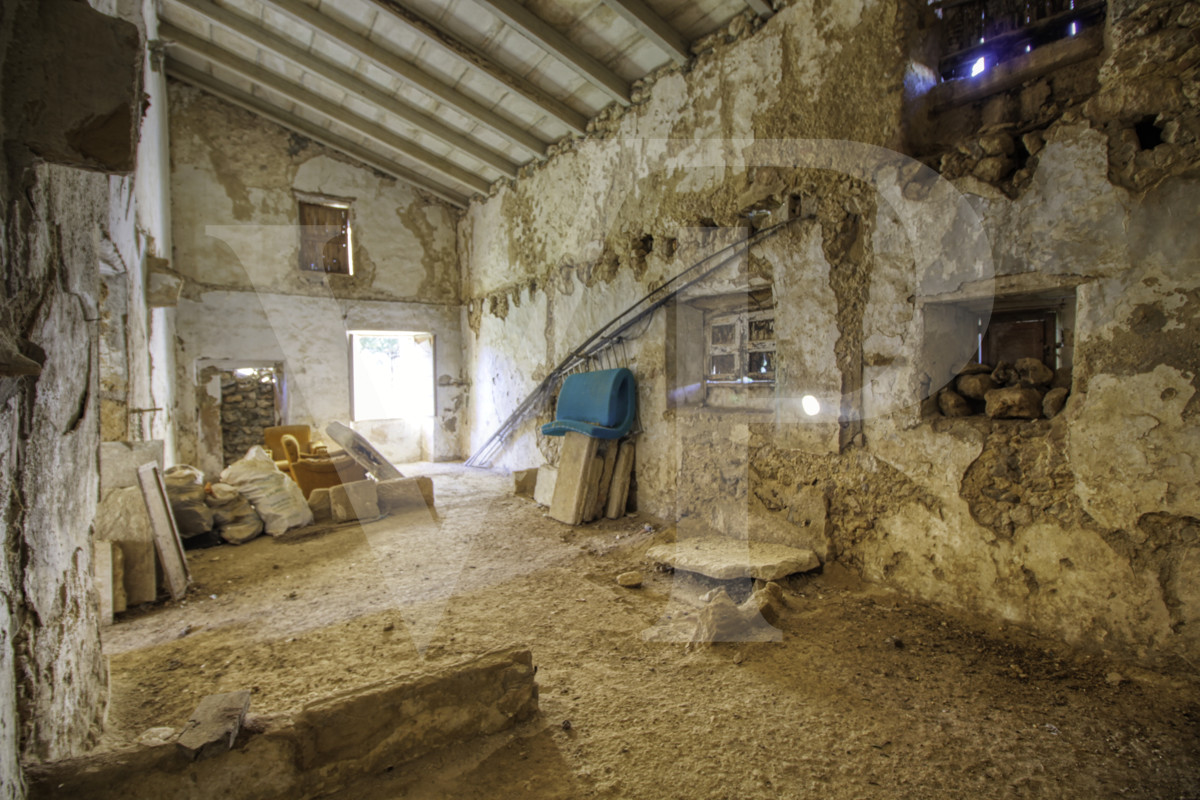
top-left (111, 545), bottom-right (127, 614)
top-left (95, 542), bottom-right (115, 627)
top-left (582, 455), bottom-right (604, 523)
top-left (137, 462), bottom-right (190, 601)
top-left (549, 432), bottom-right (599, 525)
top-left (177, 690), bottom-right (252, 762)
top-left (593, 442), bottom-right (619, 521)
top-left (605, 440), bottom-right (635, 519)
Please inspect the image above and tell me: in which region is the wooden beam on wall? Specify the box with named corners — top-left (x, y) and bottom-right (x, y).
top-left (259, 0), bottom-right (547, 156)
top-left (165, 59), bottom-right (470, 207)
top-left (473, 0), bottom-right (631, 105)
top-left (168, 0), bottom-right (520, 177)
top-left (161, 24), bottom-right (493, 195)
top-left (366, 0), bottom-right (589, 135)
top-left (599, 0), bottom-right (689, 65)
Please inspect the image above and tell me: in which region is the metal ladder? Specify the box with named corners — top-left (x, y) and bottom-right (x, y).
top-left (464, 216), bottom-right (802, 468)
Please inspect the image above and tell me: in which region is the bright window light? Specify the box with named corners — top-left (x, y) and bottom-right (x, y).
top-left (801, 395), bottom-right (821, 416)
top-left (970, 57), bottom-right (987, 77)
top-left (1068, 20), bottom-right (1077, 35)
top-left (350, 331), bottom-right (434, 421)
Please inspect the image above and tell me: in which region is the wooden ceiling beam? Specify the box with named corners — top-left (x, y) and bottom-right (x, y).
top-left (165, 58), bottom-right (470, 207)
top-left (473, 0), bottom-right (631, 105)
top-left (600, 0), bottom-right (689, 65)
top-left (366, 0), bottom-right (589, 135)
top-left (259, 0), bottom-right (547, 157)
top-left (161, 24), bottom-right (493, 195)
top-left (168, 0), bottom-right (520, 178)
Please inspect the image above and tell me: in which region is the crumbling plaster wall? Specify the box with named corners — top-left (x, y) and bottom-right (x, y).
top-left (169, 84), bottom-right (463, 474)
top-left (176, 291), bottom-right (462, 475)
top-left (0, 1), bottom-right (174, 794)
top-left (97, 0), bottom-right (178, 456)
top-left (461, 0), bottom-right (1200, 663)
top-left (0, 0), bottom-right (164, 794)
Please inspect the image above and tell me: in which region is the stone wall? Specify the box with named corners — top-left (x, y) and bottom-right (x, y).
top-left (219, 369), bottom-right (279, 467)
top-left (0, 1), bottom-right (172, 796)
top-left (460, 0), bottom-right (1200, 664)
top-left (169, 84), bottom-right (465, 476)
top-left (0, 162), bottom-right (112, 799)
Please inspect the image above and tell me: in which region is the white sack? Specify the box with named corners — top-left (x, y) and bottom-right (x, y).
top-left (219, 446), bottom-right (313, 535)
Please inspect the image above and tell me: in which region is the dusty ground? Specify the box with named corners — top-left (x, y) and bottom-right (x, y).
top-left (102, 464), bottom-right (1200, 799)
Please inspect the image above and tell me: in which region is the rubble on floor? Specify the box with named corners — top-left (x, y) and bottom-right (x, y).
top-left (646, 537), bottom-right (821, 581)
top-left (691, 582), bottom-right (786, 644)
top-left (26, 648), bottom-right (538, 800)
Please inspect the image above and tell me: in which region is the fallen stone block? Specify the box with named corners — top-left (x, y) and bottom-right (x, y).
top-left (533, 465), bottom-right (557, 507)
top-left (985, 386), bottom-right (1043, 419)
top-left (512, 468), bottom-right (537, 498)
top-left (740, 581), bottom-right (785, 626)
top-left (330, 480), bottom-right (380, 523)
top-left (94, 486), bottom-right (157, 605)
top-left (376, 476), bottom-right (435, 514)
top-left (308, 487), bottom-right (332, 523)
top-left (647, 537), bottom-right (820, 581)
top-left (692, 586), bottom-right (782, 644)
top-left (617, 571), bottom-right (642, 588)
top-left (25, 647), bottom-right (540, 799)
top-left (176, 690), bottom-right (251, 762)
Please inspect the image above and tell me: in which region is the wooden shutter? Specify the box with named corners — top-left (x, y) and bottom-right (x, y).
top-left (299, 202), bottom-right (350, 274)
top-left (983, 310), bottom-right (1055, 366)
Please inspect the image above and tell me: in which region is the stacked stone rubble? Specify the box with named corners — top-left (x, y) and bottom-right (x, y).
top-left (220, 370), bottom-right (278, 466)
top-left (938, 357), bottom-right (1070, 420)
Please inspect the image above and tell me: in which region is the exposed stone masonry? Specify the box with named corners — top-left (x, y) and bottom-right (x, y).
top-left (220, 370), bottom-right (278, 467)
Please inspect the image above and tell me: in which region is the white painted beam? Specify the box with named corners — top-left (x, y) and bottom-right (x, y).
top-left (167, 0), bottom-right (520, 177)
top-left (165, 59), bottom-right (470, 206)
top-left (367, 0), bottom-right (589, 135)
top-left (744, 0), bottom-right (773, 16)
top-left (473, 0), bottom-right (631, 105)
top-left (259, 0), bottom-right (547, 157)
top-left (161, 24), bottom-right (493, 195)
top-left (599, 0), bottom-right (689, 65)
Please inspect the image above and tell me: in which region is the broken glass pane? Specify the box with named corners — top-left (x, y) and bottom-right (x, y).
top-left (710, 354), bottom-right (737, 376)
top-left (711, 323), bottom-right (737, 346)
top-left (748, 350), bottom-right (775, 378)
top-left (749, 318), bottom-right (774, 342)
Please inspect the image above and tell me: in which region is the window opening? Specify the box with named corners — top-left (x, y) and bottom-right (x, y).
top-left (933, 0), bottom-right (1105, 81)
top-left (980, 309), bottom-right (1057, 368)
top-left (703, 290), bottom-right (776, 389)
top-left (299, 198), bottom-right (353, 274)
top-left (349, 332), bottom-right (434, 421)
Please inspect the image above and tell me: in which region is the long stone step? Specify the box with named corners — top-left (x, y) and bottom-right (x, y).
top-left (647, 537), bottom-right (820, 581)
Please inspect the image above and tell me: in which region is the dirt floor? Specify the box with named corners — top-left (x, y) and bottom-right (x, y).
top-left (102, 464), bottom-right (1200, 799)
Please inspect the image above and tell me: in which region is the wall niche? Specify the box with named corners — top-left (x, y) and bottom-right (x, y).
top-left (921, 286), bottom-right (1076, 421)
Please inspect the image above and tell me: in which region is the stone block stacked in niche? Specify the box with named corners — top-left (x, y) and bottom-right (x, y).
top-left (938, 357), bottom-right (1069, 419)
top-left (220, 369), bottom-right (279, 466)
